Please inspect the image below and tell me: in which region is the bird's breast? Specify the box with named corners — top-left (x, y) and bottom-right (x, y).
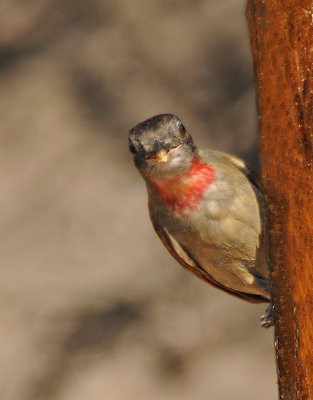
top-left (150, 158), bottom-right (215, 216)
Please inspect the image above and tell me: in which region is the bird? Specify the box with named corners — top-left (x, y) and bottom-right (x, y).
top-left (128, 113), bottom-right (272, 327)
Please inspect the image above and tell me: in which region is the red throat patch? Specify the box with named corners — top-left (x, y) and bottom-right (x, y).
top-left (152, 158), bottom-right (215, 215)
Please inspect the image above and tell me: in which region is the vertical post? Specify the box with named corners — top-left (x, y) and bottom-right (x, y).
top-left (246, 1), bottom-right (313, 399)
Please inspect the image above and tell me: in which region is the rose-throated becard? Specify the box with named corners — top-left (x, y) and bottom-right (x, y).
top-left (128, 114), bottom-right (272, 327)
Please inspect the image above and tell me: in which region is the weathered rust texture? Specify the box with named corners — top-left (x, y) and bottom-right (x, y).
top-left (247, 1), bottom-right (313, 399)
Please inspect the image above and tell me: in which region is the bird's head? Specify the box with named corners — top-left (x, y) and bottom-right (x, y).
top-left (128, 114), bottom-right (197, 181)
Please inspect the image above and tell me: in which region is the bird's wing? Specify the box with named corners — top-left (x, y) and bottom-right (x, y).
top-left (206, 151), bottom-right (269, 282)
top-left (153, 223), bottom-right (268, 304)
top-left (216, 152), bottom-right (264, 194)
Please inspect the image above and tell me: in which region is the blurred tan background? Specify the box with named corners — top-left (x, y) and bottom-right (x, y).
top-left (0, 1), bottom-right (277, 399)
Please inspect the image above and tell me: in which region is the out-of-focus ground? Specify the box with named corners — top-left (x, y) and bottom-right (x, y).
top-left (0, 1), bottom-right (277, 399)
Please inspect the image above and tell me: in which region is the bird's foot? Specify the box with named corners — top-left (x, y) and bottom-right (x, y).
top-left (260, 303), bottom-right (274, 328)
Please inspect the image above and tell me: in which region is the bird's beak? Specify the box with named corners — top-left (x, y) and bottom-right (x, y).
top-left (153, 145), bottom-right (181, 163)
top-left (153, 149), bottom-right (169, 163)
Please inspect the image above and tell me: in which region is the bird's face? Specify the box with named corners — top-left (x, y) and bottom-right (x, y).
top-left (128, 114), bottom-right (197, 181)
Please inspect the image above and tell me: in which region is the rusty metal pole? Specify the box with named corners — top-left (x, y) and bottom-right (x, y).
top-left (246, 1), bottom-right (313, 399)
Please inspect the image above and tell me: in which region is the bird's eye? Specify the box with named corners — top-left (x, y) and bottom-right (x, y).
top-left (179, 124), bottom-right (186, 138)
top-left (129, 139), bottom-right (137, 154)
